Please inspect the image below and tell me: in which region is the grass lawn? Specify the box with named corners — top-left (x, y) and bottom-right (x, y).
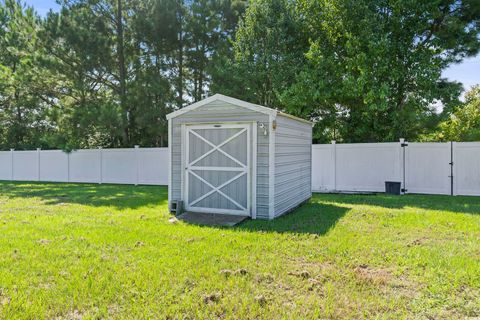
top-left (0, 182), bottom-right (479, 319)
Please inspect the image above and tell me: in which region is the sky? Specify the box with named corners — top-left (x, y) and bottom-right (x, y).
top-left (23, 0), bottom-right (480, 94)
top-left (24, 0), bottom-right (60, 17)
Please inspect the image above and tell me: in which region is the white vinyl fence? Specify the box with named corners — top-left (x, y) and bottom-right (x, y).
top-left (312, 141), bottom-right (480, 196)
top-left (453, 142), bottom-right (480, 196)
top-left (1, 142), bottom-right (479, 196)
top-left (312, 142), bottom-right (404, 193)
top-left (0, 147), bottom-right (168, 185)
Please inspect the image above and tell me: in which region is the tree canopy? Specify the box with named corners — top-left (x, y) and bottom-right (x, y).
top-left (0, 0), bottom-right (479, 149)
top-left (218, 0), bottom-right (480, 142)
top-left (423, 85), bottom-right (480, 141)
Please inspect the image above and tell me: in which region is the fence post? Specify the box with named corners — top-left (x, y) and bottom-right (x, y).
top-left (332, 140), bottom-right (337, 191)
top-left (399, 138), bottom-right (407, 194)
top-left (37, 148), bottom-right (41, 181)
top-left (98, 147), bottom-right (103, 184)
top-left (67, 152), bottom-right (70, 183)
top-left (450, 141), bottom-right (455, 196)
top-left (134, 145), bottom-right (139, 186)
top-left (10, 148), bottom-right (14, 181)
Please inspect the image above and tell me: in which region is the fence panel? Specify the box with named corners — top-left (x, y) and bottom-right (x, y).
top-left (102, 149), bottom-right (137, 184)
top-left (311, 145), bottom-right (335, 192)
top-left (13, 150), bottom-right (38, 181)
top-left (0, 151), bottom-right (12, 180)
top-left (40, 150), bottom-right (69, 182)
top-left (405, 143), bottom-right (451, 195)
top-left (335, 143), bottom-right (401, 192)
top-left (69, 149), bottom-right (102, 183)
top-left (454, 142), bottom-right (480, 196)
top-left (138, 148), bottom-right (169, 185)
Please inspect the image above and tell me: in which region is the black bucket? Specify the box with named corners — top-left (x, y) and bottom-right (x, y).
top-left (385, 181), bottom-right (401, 195)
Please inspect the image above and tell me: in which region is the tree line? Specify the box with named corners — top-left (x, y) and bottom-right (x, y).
top-left (0, 0), bottom-right (479, 150)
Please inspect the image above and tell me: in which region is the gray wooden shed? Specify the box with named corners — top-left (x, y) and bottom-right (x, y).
top-left (166, 94), bottom-right (312, 219)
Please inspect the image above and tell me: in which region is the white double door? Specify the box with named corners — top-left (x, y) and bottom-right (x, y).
top-left (184, 123), bottom-right (251, 216)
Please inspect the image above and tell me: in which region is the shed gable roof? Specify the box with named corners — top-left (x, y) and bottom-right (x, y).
top-left (166, 94), bottom-right (313, 125)
top-left (166, 94), bottom-right (277, 120)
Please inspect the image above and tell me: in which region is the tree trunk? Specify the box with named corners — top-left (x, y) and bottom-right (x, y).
top-left (198, 47), bottom-right (204, 101)
top-left (193, 68), bottom-right (198, 101)
top-left (116, 0), bottom-right (129, 145)
top-left (178, 37), bottom-right (183, 108)
top-left (177, 1), bottom-right (184, 109)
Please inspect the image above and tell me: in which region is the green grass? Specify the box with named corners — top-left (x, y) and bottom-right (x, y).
top-left (0, 182), bottom-right (479, 319)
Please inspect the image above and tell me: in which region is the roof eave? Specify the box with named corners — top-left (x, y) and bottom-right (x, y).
top-left (277, 112), bottom-right (314, 125)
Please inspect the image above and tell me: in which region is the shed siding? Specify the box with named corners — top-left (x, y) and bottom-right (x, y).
top-left (274, 115), bottom-right (312, 217)
top-left (170, 100), bottom-right (270, 219)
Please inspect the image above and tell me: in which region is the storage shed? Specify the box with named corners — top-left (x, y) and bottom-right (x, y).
top-left (166, 94), bottom-right (312, 219)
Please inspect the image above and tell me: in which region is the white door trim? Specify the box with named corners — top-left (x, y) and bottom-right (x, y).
top-left (184, 123), bottom-right (252, 216)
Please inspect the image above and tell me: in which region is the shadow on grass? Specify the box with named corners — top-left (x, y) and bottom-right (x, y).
top-left (235, 200), bottom-right (349, 235)
top-left (235, 192), bottom-right (480, 235)
top-left (2, 181), bottom-right (478, 236)
top-left (0, 181), bottom-right (167, 209)
top-left (312, 193), bottom-right (480, 215)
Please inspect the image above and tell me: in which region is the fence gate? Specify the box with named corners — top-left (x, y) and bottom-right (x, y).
top-left (184, 123), bottom-right (250, 215)
top-left (453, 142), bottom-right (480, 196)
top-left (404, 142), bottom-right (451, 195)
